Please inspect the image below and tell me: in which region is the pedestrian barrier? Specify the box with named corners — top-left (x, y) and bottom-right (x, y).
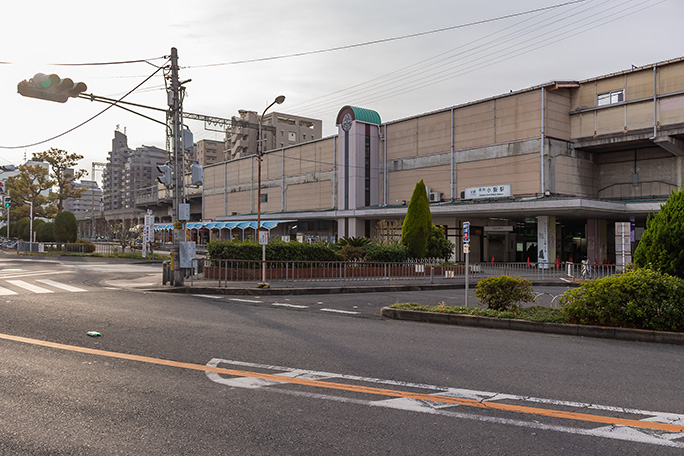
top-left (182, 258), bottom-right (619, 287)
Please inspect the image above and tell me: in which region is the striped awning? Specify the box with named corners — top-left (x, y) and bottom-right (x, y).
top-left (154, 220), bottom-right (292, 231)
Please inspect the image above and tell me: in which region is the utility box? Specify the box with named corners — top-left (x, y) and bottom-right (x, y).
top-left (178, 203), bottom-right (190, 221)
top-left (179, 241), bottom-right (196, 269)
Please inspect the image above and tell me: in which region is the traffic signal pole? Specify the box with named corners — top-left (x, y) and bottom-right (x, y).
top-left (168, 47), bottom-right (184, 286)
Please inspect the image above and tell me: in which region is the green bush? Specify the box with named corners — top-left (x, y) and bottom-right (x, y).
top-left (15, 218), bottom-right (30, 241)
top-left (560, 268), bottom-right (684, 331)
top-left (338, 237), bottom-right (371, 247)
top-left (363, 243), bottom-right (410, 262)
top-left (36, 222), bottom-right (55, 242)
top-left (426, 225), bottom-right (455, 260)
top-left (54, 211), bottom-right (77, 243)
top-left (474, 276), bottom-right (535, 311)
top-left (75, 239), bottom-right (96, 253)
top-left (401, 180), bottom-right (432, 258)
top-left (633, 188), bottom-right (684, 279)
top-left (207, 239), bottom-right (339, 262)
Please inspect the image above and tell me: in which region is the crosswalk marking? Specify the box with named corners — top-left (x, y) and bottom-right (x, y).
top-left (6, 280), bottom-right (54, 294)
top-left (0, 286), bottom-right (18, 296)
top-left (36, 279), bottom-right (86, 293)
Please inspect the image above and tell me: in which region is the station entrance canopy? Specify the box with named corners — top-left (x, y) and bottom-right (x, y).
top-left (153, 220), bottom-right (293, 231)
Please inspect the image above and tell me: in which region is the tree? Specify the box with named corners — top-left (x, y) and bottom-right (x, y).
top-left (634, 188), bottom-right (684, 278)
top-left (4, 163), bottom-right (56, 222)
top-left (110, 221), bottom-right (137, 252)
top-left (426, 225), bottom-right (455, 261)
top-left (32, 148), bottom-right (87, 212)
top-left (401, 180), bottom-right (432, 258)
top-left (54, 211), bottom-right (77, 243)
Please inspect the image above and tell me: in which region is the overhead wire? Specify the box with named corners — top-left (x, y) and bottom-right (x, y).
top-left (181, 1), bottom-right (588, 70)
top-left (298, 0), bottom-right (659, 119)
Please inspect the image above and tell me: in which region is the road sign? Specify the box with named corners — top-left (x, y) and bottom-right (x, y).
top-left (463, 221), bottom-right (470, 243)
top-left (463, 243), bottom-right (470, 254)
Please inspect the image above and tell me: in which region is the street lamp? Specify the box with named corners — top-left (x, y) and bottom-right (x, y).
top-left (257, 95), bottom-right (285, 287)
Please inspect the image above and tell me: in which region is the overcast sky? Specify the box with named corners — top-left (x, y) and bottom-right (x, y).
top-left (1, 0), bottom-right (682, 182)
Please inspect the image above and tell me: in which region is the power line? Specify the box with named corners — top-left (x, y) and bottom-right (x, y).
top-left (182, 1), bottom-right (588, 69)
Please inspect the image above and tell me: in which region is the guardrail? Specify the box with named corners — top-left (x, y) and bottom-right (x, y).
top-left (185, 258), bottom-right (620, 287)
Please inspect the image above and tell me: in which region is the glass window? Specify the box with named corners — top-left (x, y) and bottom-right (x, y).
top-left (597, 89), bottom-right (625, 106)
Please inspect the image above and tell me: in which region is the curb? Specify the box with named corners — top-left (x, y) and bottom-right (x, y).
top-left (380, 307), bottom-right (684, 346)
top-left (148, 283), bottom-right (468, 295)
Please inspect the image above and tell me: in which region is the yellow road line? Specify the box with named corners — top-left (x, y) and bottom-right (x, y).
top-left (1, 332), bottom-right (682, 434)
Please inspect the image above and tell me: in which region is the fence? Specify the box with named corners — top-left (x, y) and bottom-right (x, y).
top-left (16, 241), bottom-right (132, 256)
top-left (186, 258), bottom-right (620, 287)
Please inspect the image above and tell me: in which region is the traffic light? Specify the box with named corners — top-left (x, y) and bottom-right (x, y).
top-left (157, 164), bottom-right (172, 187)
top-left (0, 181), bottom-right (4, 193)
top-left (191, 163), bottom-right (203, 186)
top-left (4, 197), bottom-right (10, 208)
top-left (17, 73), bottom-right (87, 103)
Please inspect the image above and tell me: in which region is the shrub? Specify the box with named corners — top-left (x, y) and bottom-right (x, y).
top-left (474, 276), bottom-right (535, 311)
top-left (75, 239), bottom-right (96, 253)
top-left (54, 211), bottom-right (77, 243)
top-left (363, 243), bottom-right (410, 262)
top-left (401, 180), bottom-right (432, 258)
top-left (560, 268), bottom-right (684, 332)
top-left (207, 239), bottom-right (339, 262)
top-left (633, 188), bottom-right (684, 279)
top-left (36, 222), bottom-right (55, 242)
top-left (338, 237), bottom-right (371, 247)
top-left (426, 225), bottom-right (455, 261)
top-left (339, 244), bottom-right (366, 261)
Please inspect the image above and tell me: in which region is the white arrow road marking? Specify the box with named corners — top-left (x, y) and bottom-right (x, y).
top-left (36, 279), bottom-right (86, 292)
top-left (205, 358), bottom-right (684, 449)
top-left (6, 280), bottom-right (53, 294)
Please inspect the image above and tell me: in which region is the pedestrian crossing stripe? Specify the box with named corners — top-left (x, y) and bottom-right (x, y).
top-left (36, 279), bottom-right (86, 292)
top-left (0, 279), bottom-right (87, 294)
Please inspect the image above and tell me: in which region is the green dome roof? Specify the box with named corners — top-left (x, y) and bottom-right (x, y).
top-left (336, 106), bottom-right (381, 126)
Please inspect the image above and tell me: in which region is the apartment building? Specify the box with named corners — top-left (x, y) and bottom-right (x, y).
top-left (63, 180), bottom-right (103, 214)
top-left (225, 110), bottom-right (322, 160)
top-left (196, 139), bottom-right (224, 166)
top-left (103, 129), bottom-right (168, 210)
top-left (201, 56), bottom-right (684, 264)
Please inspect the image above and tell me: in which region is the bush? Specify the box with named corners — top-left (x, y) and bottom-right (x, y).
top-left (560, 268), bottom-right (684, 332)
top-left (36, 222), bottom-right (55, 242)
top-left (363, 243), bottom-right (410, 262)
top-left (54, 211), bottom-right (77, 243)
top-left (75, 239), bottom-right (96, 253)
top-left (401, 180), bottom-right (432, 258)
top-left (633, 188), bottom-right (684, 279)
top-left (207, 239), bottom-right (339, 262)
top-left (426, 225), bottom-right (455, 261)
top-left (474, 276), bottom-right (535, 311)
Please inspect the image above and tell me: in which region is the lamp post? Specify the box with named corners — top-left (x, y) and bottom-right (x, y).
top-left (257, 95), bottom-right (285, 287)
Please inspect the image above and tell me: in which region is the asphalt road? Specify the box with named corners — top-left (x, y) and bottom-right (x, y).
top-left (0, 254), bottom-right (682, 454)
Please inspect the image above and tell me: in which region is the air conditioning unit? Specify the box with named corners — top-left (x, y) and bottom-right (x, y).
top-left (429, 191), bottom-right (443, 203)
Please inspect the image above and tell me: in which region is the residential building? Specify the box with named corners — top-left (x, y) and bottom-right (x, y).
top-left (102, 129), bottom-right (168, 210)
top-left (63, 180), bottom-right (103, 214)
top-left (225, 110), bottom-right (322, 159)
top-left (196, 139), bottom-right (224, 166)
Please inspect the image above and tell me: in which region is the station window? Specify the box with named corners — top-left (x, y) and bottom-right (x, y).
top-left (597, 89), bottom-right (625, 106)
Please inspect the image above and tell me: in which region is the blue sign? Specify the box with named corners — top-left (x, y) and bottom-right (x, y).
top-left (463, 221), bottom-right (470, 243)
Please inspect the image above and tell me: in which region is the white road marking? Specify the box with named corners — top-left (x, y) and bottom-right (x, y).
top-left (36, 279), bottom-right (87, 292)
top-left (205, 358), bottom-right (684, 449)
top-left (0, 270), bottom-right (69, 279)
top-left (228, 298), bottom-right (262, 303)
top-left (192, 294), bottom-right (223, 299)
top-left (0, 286), bottom-right (18, 296)
top-left (320, 308), bottom-right (359, 315)
top-left (272, 303), bottom-right (308, 309)
top-left (6, 280), bottom-right (53, 294)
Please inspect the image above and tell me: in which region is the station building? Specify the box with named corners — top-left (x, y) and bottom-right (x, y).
top-left (122, 57), bottom-right (684, 265)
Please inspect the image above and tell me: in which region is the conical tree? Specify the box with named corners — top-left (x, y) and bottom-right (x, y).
top-left (634, 188), bottom-right (684, 278)
top-left (401, 180), bottom-right (432, 258)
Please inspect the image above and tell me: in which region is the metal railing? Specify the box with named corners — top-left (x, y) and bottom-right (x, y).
top-left (185, 258), bottom-right (620, 287)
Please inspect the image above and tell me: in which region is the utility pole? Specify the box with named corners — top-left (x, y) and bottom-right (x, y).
top-left (169, 47), bottom-right (184, 286)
